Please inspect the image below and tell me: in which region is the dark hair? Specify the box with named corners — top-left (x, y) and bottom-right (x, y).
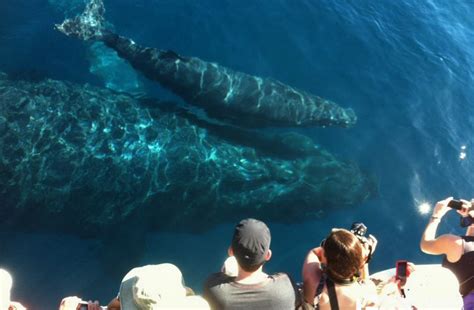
top-left (238, 260), bottom-right (265, 273)
top-left (323, 229), bottom-right (364, 283)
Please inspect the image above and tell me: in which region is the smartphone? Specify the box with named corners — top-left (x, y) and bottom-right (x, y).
top-left (448, 199), bottom-right (464, 210)
top-left (395, 260), bottom-right (408, 281)
top-left (77, 302), bottom-right (88, 310)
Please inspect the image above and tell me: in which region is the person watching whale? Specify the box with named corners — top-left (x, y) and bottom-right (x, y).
top-left (420, 197), bottom-right (474, 309)
top-left (203, 218), bottom-right (301, 310)
top-left (302, 224), bottom-right (378, 309)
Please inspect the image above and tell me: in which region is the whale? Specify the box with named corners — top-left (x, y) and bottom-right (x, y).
top-left (0, 72), bottom-right (373, 235)
top-left (55, 0), bottom-right (356, 129)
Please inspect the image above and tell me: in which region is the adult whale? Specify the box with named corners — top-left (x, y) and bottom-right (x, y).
top-left (0, 72), bottom-right (373, 235)
top-left (55, 0), bottom-right (356, 128)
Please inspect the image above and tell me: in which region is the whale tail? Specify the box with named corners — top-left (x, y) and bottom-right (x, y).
top-left (55, 0), bottom-right (106, 40)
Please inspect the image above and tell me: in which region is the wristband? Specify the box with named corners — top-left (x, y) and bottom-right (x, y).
top-left (430, 216), bottom-right (440, 221)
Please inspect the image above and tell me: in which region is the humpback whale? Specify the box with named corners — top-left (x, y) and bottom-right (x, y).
top-left (0, 72), bottom-right (373, 234)
top-left (55, 0), bottom-right (356, 128)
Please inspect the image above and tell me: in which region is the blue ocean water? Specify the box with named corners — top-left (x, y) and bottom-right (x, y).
top-left (1, 0), bottom-right (474, 309)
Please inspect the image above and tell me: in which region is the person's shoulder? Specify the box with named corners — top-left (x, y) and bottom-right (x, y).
top-left (270, 272), bottom-right (294, 282)
top-left (204, 272), bottom-right (235, 288)
top-left (270, 272), bottom-right (291, 279)
top-left (269, 272), bottom-right (298, 287)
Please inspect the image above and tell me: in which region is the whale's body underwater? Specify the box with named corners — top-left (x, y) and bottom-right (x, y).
top-left (0, 0), bottom-right (374, 234)
top-left (0, 72), bottom-right (373, 234)
top-left (56, 0), bottom-right (356, 129)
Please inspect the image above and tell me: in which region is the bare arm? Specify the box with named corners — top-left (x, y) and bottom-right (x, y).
top-left (302, 247), bottom-right (323, 304)
top-left (466, 225), bottom-right (474, 236)
top-left (360, 234), bottom-right (377, 281)
top-left (107, 298), bottom-right (120, 310)
top-left (420, 197), bottom-right (463, 262)
top-left (458, 200), bottom-right (474, 236)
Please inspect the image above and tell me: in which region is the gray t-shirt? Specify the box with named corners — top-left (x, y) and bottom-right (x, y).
top-left (203, 272), bottom-right (300, 310)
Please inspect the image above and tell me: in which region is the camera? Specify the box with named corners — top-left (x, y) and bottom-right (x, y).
top-left (350, 222), bottom-right (376, 263)
top-left (350, 222), bottom-right (367, 238)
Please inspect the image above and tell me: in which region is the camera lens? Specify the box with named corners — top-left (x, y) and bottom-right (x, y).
top-left (350, 222), bottom-right (367, 237)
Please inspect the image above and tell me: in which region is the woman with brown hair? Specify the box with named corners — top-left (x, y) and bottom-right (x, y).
top-left (301, 228), bottom-right (378, 309)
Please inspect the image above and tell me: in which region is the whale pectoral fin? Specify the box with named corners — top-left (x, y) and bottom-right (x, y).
top-left (160, 50), bottom-right (188, 62)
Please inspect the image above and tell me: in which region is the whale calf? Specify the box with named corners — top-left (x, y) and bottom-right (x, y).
top-left (0, 72), bottom-right (373, 234)
top-left (56, 0), bottom-right (356, 128)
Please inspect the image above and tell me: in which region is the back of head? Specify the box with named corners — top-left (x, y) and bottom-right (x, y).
top-left (0, 269), bottom-right (12, 310)
top-left (323, 229), bottom-right (364, 282)
top-left (119, 263), bottom-right (209, 310)
top-left (231, 218), bottom-right (271, 272)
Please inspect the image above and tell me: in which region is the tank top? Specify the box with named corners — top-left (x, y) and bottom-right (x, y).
top-left (442, 235), bottom-right (474, 296)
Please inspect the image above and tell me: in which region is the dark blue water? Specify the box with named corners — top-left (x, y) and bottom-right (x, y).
top-left (1, 0), bottom-right (474, 309)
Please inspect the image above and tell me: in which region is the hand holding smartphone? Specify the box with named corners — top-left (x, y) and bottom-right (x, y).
top-left (395, 260), bottom-right (409, 287)
top-left (448, 199), bottom-right (464, 210)
top-left (77, 303), bottom-right (88, 310)
top-left (76, 302), bottom-right (107, 310)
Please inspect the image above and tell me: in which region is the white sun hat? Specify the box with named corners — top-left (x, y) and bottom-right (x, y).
top-left (0, 269), bottom-right (12, 310)
top-left (119, 263), bottom-right (209, 310)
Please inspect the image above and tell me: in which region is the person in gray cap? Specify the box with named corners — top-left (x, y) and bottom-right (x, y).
top-left (203, 218), bottom-right (301, 310)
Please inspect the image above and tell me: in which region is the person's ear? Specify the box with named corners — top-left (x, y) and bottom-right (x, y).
top-left (228, 246), bottom-right (234, 256)
top-left (265, 249), bottom-right (272, 261)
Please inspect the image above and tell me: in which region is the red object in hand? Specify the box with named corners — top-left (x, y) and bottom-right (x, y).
top-left (395, 260), bottom-right (410, 288)
top-left (395, 260), bottom-right (410, 279)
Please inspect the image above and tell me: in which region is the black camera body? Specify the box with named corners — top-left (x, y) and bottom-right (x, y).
top-left (350, 222), bottom-right (375, 263)
top-left (350, 222), bottom-right (367, 238)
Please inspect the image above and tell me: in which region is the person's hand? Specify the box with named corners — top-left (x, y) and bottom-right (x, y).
top-left (59, 297), bottom-right (101, 310)
top-left (59, 296), bottom-right (82, 310)
top-left (367, 234), bottom-right (378, 254)
top-left (222, 256), bottom-right (238, 277)
top-left (398, 262), bottom-right (415, 289)
top-left (407, 262), bottom-right (415, 275)
top-left (456, 199), bottom-right (474, 217)
top-left (431, 197), bottom-right (453, 218)
top-left (8, 301), bottom-right (27, 310)
top-left (361, 234), bottom-right (377, 263)
top-left (85, 301), bottom-right (101, 310)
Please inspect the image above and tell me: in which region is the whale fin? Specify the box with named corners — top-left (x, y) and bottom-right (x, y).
top-left (55, 0), bottom-right (106, 40)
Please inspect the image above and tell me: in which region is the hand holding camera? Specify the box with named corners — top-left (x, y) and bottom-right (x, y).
top-left (350, 222), bottom-right (377, 263)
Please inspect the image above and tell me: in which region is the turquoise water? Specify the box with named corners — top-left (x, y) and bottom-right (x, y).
top-left (1, 1), bottom-right (474, 309)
